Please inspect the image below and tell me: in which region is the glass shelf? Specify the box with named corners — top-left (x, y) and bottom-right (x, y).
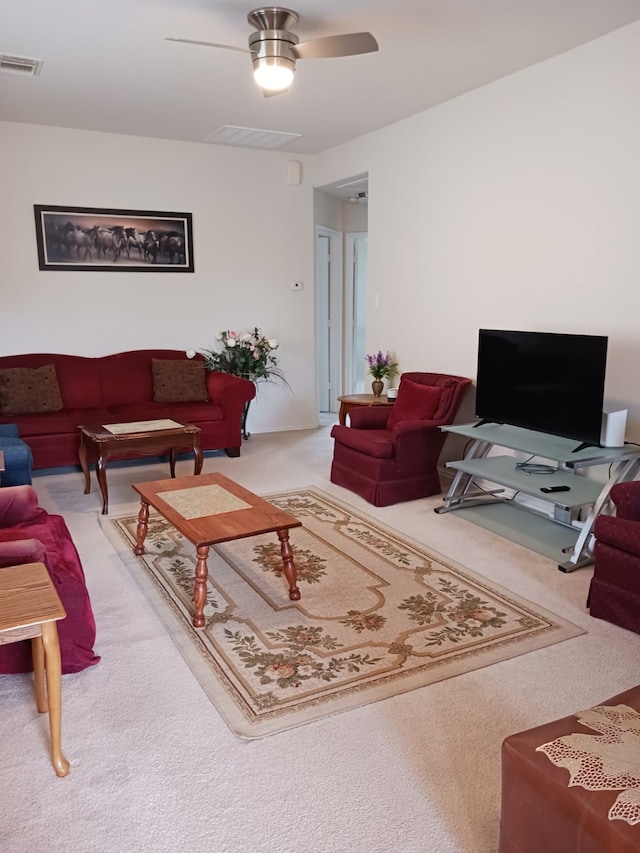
top-left (436, 423), bottom-right (640, 571)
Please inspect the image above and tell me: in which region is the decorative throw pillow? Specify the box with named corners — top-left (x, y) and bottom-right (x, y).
top-left (151, 359), bottom-right (208, 403)
top-left (0, 364), bottom-right (64, 415)
top-left (387, 377), bottom-right (442, 429)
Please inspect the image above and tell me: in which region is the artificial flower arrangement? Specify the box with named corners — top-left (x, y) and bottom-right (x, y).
top-left (365, 350), bottom-right (398, 380)
top-left (189, 327), bottom-right (290, 388)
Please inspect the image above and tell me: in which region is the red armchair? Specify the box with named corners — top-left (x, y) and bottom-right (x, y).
top-left (589, 481), bottom-right (640, 634)
top-left (330, 372), bottom-right (471, 507)
top-left (0, 485), bottom-right (100, 673)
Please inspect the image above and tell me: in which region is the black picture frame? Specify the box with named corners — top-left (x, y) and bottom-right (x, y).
top-left (33, 205), bottom-right (194, 272)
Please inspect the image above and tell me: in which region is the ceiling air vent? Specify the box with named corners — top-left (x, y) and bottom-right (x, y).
top-left (0, 54), bottom-right (43, 76)
top-left (205, 125), bottom-right (302, 150)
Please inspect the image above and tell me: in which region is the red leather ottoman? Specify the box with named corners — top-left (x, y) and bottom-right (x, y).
top-left (499, 686), bottom-right (640, 853)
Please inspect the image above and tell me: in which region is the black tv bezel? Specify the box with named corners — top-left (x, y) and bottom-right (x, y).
top-left (474, 329), bottom-right (608, 448)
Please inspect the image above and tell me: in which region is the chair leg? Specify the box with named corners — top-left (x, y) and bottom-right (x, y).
top-left (40, 622), bottom-right (70, 778)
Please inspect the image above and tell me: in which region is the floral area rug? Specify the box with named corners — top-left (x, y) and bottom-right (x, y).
top-left (103, 488), bottom-right (584, 738)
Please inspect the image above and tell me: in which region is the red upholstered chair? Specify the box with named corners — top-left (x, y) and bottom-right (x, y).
top-left (0, 485), bottom-right (100, 673)
top-left (589, 481), bottom-right (640, 634)
top-left (330, 372), bottom-right (471, 507)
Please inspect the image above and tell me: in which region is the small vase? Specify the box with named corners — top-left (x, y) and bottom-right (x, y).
top-left (371, 379), bottom-right (384, 397)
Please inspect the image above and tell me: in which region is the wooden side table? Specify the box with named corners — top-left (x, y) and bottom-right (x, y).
top-left (337, 394), bottom-right (394, 426)
top-left (0, 561), bottom-right (69, 777)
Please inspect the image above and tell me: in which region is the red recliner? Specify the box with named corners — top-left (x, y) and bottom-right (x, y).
top-left (330, 372), bottom-right (472, 507)
top-left (0, 485), bottom-right (100, 673)
top-left (589, 481), bottom-right (640, 634)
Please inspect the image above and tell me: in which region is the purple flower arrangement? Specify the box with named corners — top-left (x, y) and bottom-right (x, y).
top-left (365, 350), bottom-right (398, 380)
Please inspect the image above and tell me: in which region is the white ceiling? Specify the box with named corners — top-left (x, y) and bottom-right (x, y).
top-left (2, 0), bottom-right (640, 159)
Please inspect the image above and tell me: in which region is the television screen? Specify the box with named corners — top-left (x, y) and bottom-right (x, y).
top-left (475, 329), bottom-right (608, 448)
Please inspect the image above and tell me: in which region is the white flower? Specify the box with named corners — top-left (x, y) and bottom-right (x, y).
top-left (215, 332), bottom-right (223, 341)
top-left (226, 338), bottom-right (236, 348)
top-left (185, 349), bottom-right (196, 359)
top-left (241, 333), bottom-right (252, 342)
top-left (268, 338), bottom-right (279, 349)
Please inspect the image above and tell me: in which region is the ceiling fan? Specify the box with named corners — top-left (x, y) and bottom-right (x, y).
top-left (166, 6), bottom-right (378, 96)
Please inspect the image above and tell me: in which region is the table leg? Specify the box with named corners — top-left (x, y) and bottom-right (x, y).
top-left (169, 448), bottom-right (177, 478)
top-left (31, 635), bottom-right (48, 714)
top-left (338, 402), bottom-right (348, 426)
top-left (78, 434), bottom-right (91, 495)
top-left (40, 622), bottom-right (70, 778)
top-left (277, 529), bottom-right (300, 601)
top-left (134, 501), bottom-right (150, 556)
top-left (96, 454), bottom-right (109, 515)
top-left (193, 544), bottom-right (210, 628)
top-left (193, 436), bottom-right (203, 475)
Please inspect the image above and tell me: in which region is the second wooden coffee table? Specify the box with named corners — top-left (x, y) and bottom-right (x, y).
top-left (131, 472), bottom-right (302, 628)
top-left (79, 419), bottom-right (202, 515)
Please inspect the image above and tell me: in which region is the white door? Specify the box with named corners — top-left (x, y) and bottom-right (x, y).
top-left (315, 226), bottom-right (342, 413)
top-left (345, 233), bottom-right (368, 394)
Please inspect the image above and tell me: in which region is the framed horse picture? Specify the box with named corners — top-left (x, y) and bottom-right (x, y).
top-left (33, 205), bottom-right (194, 272)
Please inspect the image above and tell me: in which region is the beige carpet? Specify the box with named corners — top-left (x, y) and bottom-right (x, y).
top-left (102, 487), bottom-right (584, 738)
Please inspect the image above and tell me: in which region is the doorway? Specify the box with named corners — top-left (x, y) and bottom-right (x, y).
top-left (315, 226), bottom-right (342, 413)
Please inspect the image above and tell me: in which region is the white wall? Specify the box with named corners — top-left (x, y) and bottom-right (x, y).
top-left (5, 21), bottom-right (640, 441)
top-left (0, 122), bottom-right (318, 434)
top-left (316, 21), bottom-right (640, 438)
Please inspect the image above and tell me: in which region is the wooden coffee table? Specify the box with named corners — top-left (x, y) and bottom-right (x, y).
top-left (131, 472), bottom-right (302, 628)
top-left (79, 419), bottom-right (202, 515)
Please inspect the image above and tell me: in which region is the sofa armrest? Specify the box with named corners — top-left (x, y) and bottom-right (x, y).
top-left (0, 423), bottom-right (19, 438)
top-left (610, 481), bottom-right (640, 520)
top-left (205, 371), bottom-right (256, 413)
top-left (0, 485), bottom-right (41, 527)
top-left (348, 407), bottom-right (391, 429)
top-left (0, 537), bottom-right (47, 568)
top-left (594, 514), bottom-right (640, 557)
top-left (391, 420), bottom-right (448, 475)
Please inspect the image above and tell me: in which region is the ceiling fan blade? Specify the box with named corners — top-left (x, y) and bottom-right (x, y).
top-left (165, 37), bottom-right (253, 54)
top-left (292, 32), bottom-right (378, 60)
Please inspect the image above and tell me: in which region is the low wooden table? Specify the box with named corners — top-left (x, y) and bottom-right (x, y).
top-left (131, 473), bottom-right (302, 628)
top-left (79, 419), bottom-right (202, 515)
top-left (0, 562), bottom-right (69, 777)
top-left (337, 393), bottom-right (394, 425)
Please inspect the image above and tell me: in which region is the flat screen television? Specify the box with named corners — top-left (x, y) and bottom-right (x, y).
top-left (475, 329), bottom-right (608, 449)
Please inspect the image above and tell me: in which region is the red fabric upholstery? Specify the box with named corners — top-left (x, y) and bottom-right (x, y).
top-left (330, 372), bottom-right (472, 507)
top-left (589, 481), bottom-right (640, 634)
top-left (387, 377), bottom-right (442, 428)
top-left (0, 485), bottom-right (100, 674)
top-left (0, 351), bottom-right (255, 468)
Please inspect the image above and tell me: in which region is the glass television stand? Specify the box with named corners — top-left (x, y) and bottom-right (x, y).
top-left (435, 423), bottom-right (640, 572)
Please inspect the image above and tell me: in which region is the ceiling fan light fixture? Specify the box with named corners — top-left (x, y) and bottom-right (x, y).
top-left (252, 55), bottom-right (295, 91)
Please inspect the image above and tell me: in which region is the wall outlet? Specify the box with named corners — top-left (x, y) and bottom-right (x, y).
top-left (291, 281), bottom-right (303, 291)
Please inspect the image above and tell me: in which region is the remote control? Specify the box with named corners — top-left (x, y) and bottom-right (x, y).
top-left (540, 485), bottom-right (571, 493)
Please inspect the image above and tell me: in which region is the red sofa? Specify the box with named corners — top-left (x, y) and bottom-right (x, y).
top-left (0, 485), bottom-right (100, 674)
top-left (0, 350), bottom-right (256, 469)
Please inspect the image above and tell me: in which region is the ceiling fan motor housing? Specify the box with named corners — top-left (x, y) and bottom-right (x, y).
top-left (248, 7), bottom-right (299, 76)
top-left (247, 7), bottom-right (299, 32)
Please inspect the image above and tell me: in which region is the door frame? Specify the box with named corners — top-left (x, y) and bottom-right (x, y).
top-left (345, 231), bottom-right (368, 394)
